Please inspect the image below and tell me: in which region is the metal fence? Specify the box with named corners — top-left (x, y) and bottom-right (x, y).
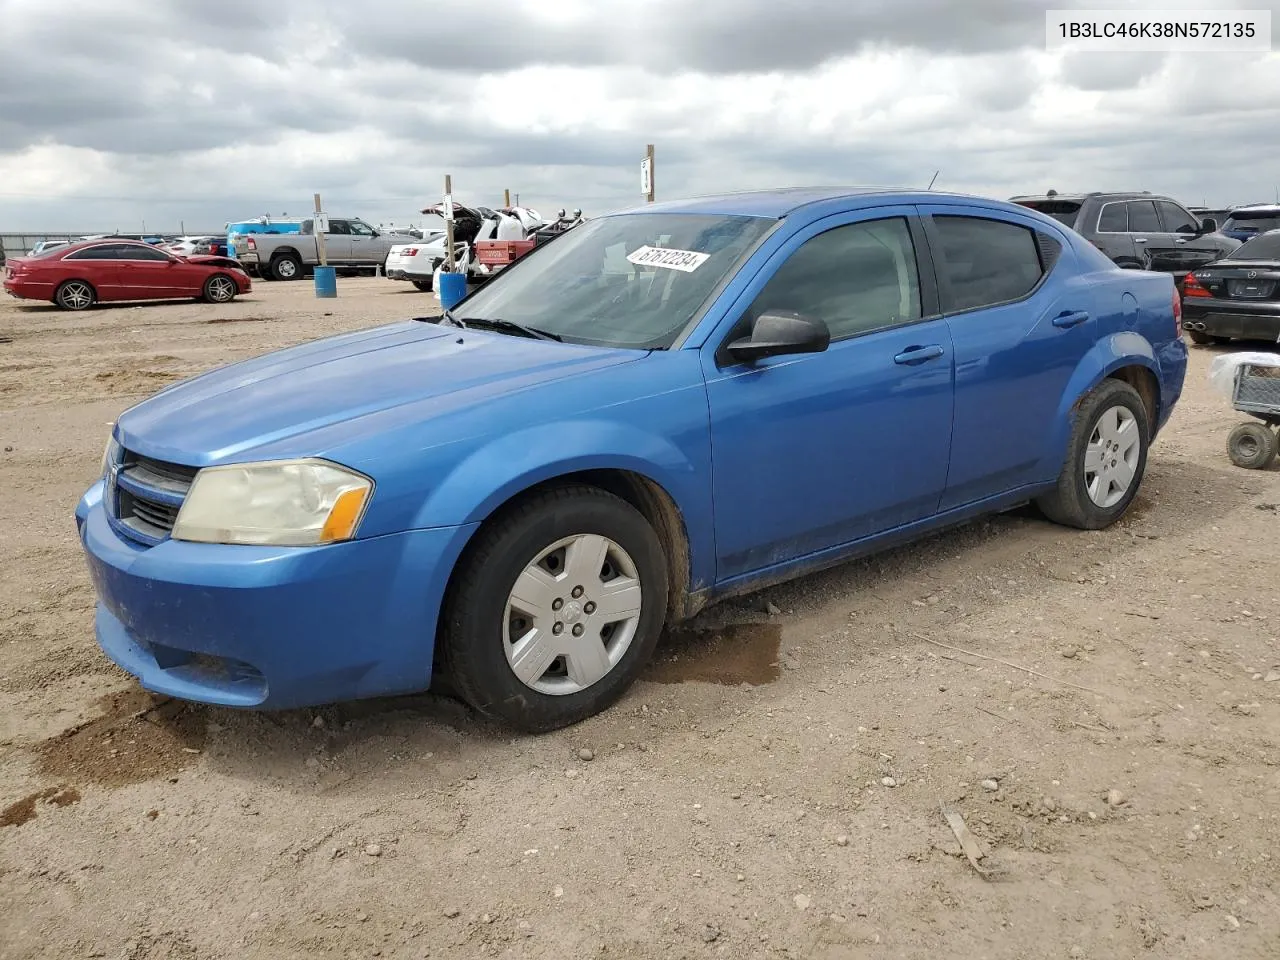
top-left (1, 231), bottom-right (226, 258)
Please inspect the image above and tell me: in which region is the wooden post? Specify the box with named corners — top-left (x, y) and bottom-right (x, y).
top-left (313, 193), bottom-right (327, 266)
top-left (645, 144), bottom-right (655, 203)
top-left (444, 174), bottom-right (456, 273)
top-left (503, 188), bottom-right (511, 208)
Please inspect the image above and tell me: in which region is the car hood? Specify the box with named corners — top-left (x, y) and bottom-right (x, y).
top-left (115, 321), bottom-right (641, 465)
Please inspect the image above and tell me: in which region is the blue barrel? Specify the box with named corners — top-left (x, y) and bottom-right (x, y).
top-left (313, 265), bottom-right (337, 298)
top-left (438, 271), bottom-right (467, 310)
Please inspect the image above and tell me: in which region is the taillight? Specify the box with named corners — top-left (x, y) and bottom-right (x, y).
top-left (400, 247), bottom-right (418, 257)
top-left (1182, 273), bottom-right (1211, 298)
top-left (246, 237), bottom-right (256, 249)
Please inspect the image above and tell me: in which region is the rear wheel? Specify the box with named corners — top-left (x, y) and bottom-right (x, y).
top-left (55, 280), bottom-right (95, 311)
top-left (1227, 422), bottom-right (1278, 470)
top-left (270, 254), bottom-right (302, 281)
top-left (412, 279), bottom-right (432, 292)
top-left (1036, 378), bottom-right (1149, 530)
top-left (202, 274), bottom-right (238, 304)
top-left (439, 485), bottom-right (668, 732)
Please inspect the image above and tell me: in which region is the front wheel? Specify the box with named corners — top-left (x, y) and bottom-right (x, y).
top-left (439, 486), bottom-right (668, 732)
top-left (202, 274), bottom-right (238, 304)
top-left (1036, 378), bottom-right (1150, 529)
top-left (1227, 422), bottom-right (1278, 470)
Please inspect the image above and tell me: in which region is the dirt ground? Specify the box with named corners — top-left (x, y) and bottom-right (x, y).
top-left (1, 276), bottom-right (1278, 960)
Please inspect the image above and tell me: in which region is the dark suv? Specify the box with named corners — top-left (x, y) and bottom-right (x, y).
top-left (1010, 191), bottom-right (1240, 289)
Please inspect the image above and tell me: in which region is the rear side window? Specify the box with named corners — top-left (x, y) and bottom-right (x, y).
top-left (1128, 201), bottom-right (1160, 233)
top-left (931, 215), bottom-right (1046, 312)
top-left (1098, 203), bottom-right (1128, 232)
top-left (66, 243), bottom-right (132, 260)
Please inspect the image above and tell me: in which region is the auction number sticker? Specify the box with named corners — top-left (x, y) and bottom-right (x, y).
top-left (626, 245), bottom-right (711, 272)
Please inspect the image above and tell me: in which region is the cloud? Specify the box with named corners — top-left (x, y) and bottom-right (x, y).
top-left (0, 0), bottom-right (1277, 233)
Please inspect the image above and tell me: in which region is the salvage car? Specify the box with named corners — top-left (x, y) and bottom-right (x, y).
top-left (75, 187), bottom-right (1187, 731)
top-left (1181, 230), bottom-right (1280, 345)
top-left (5, 238), bottom-right (251, 309)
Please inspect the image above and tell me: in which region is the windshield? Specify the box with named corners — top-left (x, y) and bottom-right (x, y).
top-left (1232, 232), bottom-right (1280, 261)
top-left (452, 212), bottom-right (777, 349)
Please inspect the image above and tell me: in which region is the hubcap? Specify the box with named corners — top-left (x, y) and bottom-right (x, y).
top-left (503, 533), bottom-right (644, 696)
top-left (62, 283), bottom-right (91, 309)
top-left (277, 260), bottom-right (297, 278)
top-left (1084, 405), bottom-right (1140, 508)
top-left (210, 277), bottom-right (235, 301)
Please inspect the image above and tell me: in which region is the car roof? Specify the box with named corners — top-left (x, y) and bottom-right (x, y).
top-left (56, 238), bottom-right (156, 254)
top-left (1227, 204), bottom-right (1280, 215)
top-left (614, 186), bottom-right (1040, 219)
top-left (1009, 191), bottom-right (1156, 203)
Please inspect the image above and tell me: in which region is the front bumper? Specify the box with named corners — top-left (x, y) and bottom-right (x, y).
top-left (1183, 298), bottom-right (1280, 341)
top-left (75, 480), bottom-right (478, 709)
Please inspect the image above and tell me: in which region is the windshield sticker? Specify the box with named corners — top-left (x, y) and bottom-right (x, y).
top-left (626, 245), bottom-right (711, 272)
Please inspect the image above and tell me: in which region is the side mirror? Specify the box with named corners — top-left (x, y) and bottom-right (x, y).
top-left (726, 310), bottom-right (830, 364)
top-left (1199, 217), bottom-right (1218, 234)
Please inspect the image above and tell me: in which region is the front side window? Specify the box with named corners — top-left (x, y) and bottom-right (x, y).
top-left (350, 221), bottom-right (376, 237)
top-left (453, 212), bottom-right (776, 349)
top-left (744, 218), bottom-right (922, 341)
top-left (1157, 201), bottom-right (1198, 234)
top-left (932, 215), bottom-right (1046, 312)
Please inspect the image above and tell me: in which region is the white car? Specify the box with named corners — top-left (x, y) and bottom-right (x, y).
top-left (384, 230), bottom-right (449, 290)
top-left (27, 239), bottom-right (73, 256)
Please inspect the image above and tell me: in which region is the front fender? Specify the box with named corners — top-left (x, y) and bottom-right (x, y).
top-left (412, 419), bottom-right (716, 590)
top-left (1043, 332), bottom-right (1160, 471)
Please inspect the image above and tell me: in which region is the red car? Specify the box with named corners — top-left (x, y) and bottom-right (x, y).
top-left (3, 238), bottom-right (252, 310)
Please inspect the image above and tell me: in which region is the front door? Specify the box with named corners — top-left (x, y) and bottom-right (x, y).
top-left (702, 210), bottom-right (955, 582)
top-left (347, 220), bottom-right (379, 265)
top-left (322, 220), bottom-right (353, 263)
top-left (1147, 199), bottom-right (1227, 278)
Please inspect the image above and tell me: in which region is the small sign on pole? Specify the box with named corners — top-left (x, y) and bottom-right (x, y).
top-left (642, 144), bottom-right (655, 203)
top-left (443, 175), bottom-right (456, 273)
top-left (313, 192), bottom-right (328, 266)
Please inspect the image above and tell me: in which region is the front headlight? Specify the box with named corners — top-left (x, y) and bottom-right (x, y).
top-left (171, 458), bottom-right (373, 547)
top-left (102, 434), bottom-right (120, 477)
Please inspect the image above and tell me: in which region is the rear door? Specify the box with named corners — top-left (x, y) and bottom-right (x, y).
top-left (1125, 199), bottom-right (1164, 269)
top-left (918, 205), bottom-right (1097, 509)
top-left (1092, 200), bottom-right (1139, 267)
top-left (347, 220), bottom-right (381, 265)
top-left (321, 219), bottom-right (352, 263)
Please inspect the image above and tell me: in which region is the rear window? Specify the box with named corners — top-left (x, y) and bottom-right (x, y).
top-left (1014, 200), bottom-right (1081, 228)
top-left (1223, 213), bottom-right (1280, 235)
top-left (1233, 232), bottom-right (1280, 260)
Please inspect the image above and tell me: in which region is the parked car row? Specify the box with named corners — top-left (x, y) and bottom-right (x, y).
top-left (233, 216), bottom-right (417, 280)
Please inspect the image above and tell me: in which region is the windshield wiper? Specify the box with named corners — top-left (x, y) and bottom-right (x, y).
top-left (459, 317), bottom-right (562, 342)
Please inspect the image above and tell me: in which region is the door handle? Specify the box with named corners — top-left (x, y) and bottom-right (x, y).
top-left (1133, 237), bottom-right (1148, 243)
top-left (1175, 239), bottom-right (1189, 244)
top-left (1052, 310), bottom-right (1090, 328)
top-left (893, 344), bottom-right (944, 365)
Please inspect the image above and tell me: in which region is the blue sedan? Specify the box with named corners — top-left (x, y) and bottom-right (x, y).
top-left (76, 187), bottom-right (1188, 731)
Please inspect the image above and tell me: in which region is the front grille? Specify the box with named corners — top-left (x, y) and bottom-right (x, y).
top-left (109, 449), bottom-right (198, 545)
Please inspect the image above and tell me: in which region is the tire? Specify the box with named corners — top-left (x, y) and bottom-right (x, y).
top-left (54, 280), bottom-right (96, 311)
top-left (439, 485), bottom-right (669, 733)
top-left (202, 274), bottom-right (238, 304)
top-left (412, 280), bottom-right (432, 292)
top-left (270, 254), bottom-right (302, 281)
top-left (1227, 422), bottom-right (1278, 470)
top-left (1036, 378), bottom-right (1150, 530)
top-left (1187, 330), bottom-right (1229, 346)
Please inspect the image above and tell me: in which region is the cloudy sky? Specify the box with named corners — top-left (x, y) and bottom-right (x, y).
top-left (0, 0), bottom-right (1277, 234)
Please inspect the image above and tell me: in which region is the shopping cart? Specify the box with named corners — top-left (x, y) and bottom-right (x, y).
top-left (1226, 356), bottom-right (1280, 469)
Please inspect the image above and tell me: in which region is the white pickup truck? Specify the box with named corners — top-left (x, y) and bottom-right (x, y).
top-left (233, 216), bottom-right (417, 281)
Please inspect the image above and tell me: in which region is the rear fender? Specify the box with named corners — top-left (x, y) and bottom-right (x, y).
top-left (1042, 332), bottom-right (1159, 471)
top-left (411, 419), bottom-right (714, 590)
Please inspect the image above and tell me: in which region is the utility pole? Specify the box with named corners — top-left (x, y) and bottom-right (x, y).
top-left (444, 174), bottom-right (456, 273)
top-left (313, 193), bottom-right (327, 266)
